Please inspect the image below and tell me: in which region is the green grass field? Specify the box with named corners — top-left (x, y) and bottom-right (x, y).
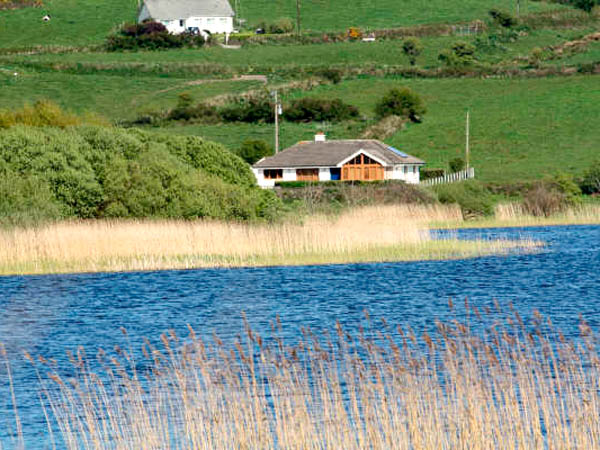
top-left (280, 75), bottom-right (600, 183)
top-left (0, 0), bottom-right (565, 48)
top-left (3, 27), bottom-right (592, 70)
top-left (0, 69), bottom-right (261, 119)
top-left (0, 0), bottom-right (137, 48)
top-left (238, 0), bottom-right (562, 31)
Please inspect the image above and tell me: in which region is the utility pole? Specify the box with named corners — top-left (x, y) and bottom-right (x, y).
top-left (296, 0), bottom-right (301, 38)
top-left (273, 91), bottom-right (280, 153)
top-left (465, 109), bottom-right (470, 171)
top-left (516, 0), bottom-right (520, 17)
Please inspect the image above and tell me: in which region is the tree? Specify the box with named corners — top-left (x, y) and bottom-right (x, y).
top-left (375, 87), bottom-right (426, 123)
top-left (402, 37), bottom-right (423, 66)
top-left (237, 139), bottom-right (273, 165)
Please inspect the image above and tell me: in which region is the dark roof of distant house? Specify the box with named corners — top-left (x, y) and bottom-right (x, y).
top-left (253, 140), bottom-right (425, 169)
top-left (141, 0), bottom-right (235, 20)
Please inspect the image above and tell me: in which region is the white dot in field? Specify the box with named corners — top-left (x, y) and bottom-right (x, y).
top-left (13, 73), bottom-right (18, 76)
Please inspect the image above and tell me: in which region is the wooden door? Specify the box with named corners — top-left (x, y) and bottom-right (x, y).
top-left (342, 154), bottom-right (384, 181)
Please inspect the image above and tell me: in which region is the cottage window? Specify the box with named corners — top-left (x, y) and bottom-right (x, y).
top-left (220, 18), bottom-right (227, 23)
top-left (403, 166), bottom-right (408, 174)
top-left (207, 18), bottom-right (215, 24)
top-left (264, 169), bottom-right (283, 180)
top-left (412, 165), bottom-right (417, 174)
top-left (179, 19), bottom-right (185, 27)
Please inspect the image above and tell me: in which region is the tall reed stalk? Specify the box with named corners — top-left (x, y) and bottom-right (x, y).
top-left (0, 205), bottom-right (538, 275)
top-left (26, 306), bottom-right (600, 449)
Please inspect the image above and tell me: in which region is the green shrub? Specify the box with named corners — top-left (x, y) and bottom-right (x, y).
top-left (283, 98), bottom-right (359, 123)
top-left (489, 9), bottom-right (517, 28)
top-left (579, 162), bottom-right (600, 195)
top-left (402, 37), bottom-right (424, 66)
top-left (420, 168), bottom-right (445, 181)
top-left (577, 62), bottom-right (598, 74)
top-left (268, 17), bottom-right (294, 34)
top-left (438, 41), bottom-right (477, 67)
top-left (316, 68), bottom-right (343, 84)
top-left (375, 87), bottom-right (426, 123)
top-left (166, 93), bottom-right (220, 123)
top-left (529, 47), bottom-right (544, 67)
top-left (449, 157), bottom-right (466, 173)
top-left (433, 180), bottom-right (494, 219)
top-left (237, 139), bottom-right (273, 165)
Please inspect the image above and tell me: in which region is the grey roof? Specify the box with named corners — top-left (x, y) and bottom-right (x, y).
top-left (253, 140), bottom-right (425, 169)
top-left (142, 0), bottom-right (234, 19)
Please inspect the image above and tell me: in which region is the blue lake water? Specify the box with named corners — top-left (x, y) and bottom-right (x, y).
top-left (1, 224), bottom-right (599, 447)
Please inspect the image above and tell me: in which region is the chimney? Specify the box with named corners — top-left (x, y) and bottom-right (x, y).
top-left (315, 132), bottom-right (326, 143)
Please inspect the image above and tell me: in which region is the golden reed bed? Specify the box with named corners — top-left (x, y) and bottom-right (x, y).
top-left (12, 306), bottom-right (600, 449)
top-left (0, 205), bottom-right (540, 275)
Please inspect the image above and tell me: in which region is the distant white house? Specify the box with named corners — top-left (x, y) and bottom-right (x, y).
top-left (138, 0), bottom-right (235, 35)
top-left (252, 133), bottom-right (425, 188)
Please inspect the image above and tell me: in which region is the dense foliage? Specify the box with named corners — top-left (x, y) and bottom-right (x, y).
top-left (283, 98), bottom-right (360, 123)
top-left (236, 139), bottom-right (273, 165)
top-left (569, 0), bottom-right (598, 13)
top-left (156, 95), bottom-right (361, 125)
top-left (220, 97), bottom-right (274, 123)
top-left (0, 126), bottom-right (281, 225)
top-left (434, 180), bottom-right (494, 218)
top-left (106, 21), bottom-right (207, 51)
top-left (579, 161), bottom-right (600, 195)
top-left (449, 157), bottom-right (466, 173)
top-left (438, 41), bottom-right (478, 67)
top-left (488, 9), bottom-right (517, 28)
top-left (375, 87), bottom-right (426, 123)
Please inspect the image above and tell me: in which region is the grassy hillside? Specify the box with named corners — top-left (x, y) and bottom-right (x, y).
top-left (285, 76), bottom-right (600, 183)
top-left (238, 0), bottom-right (562, 31)
top-left (0, 0), bottom-right (137, 48)
top-left (0, 0), bottom-right (564, 48)
top-left (0, 69), bottom-right (262, 119)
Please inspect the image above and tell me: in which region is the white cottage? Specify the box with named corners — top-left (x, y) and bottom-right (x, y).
top-left (253, 134), bottom-right (425, 188)
top-left (138, 0), bottom-right (235, 35)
